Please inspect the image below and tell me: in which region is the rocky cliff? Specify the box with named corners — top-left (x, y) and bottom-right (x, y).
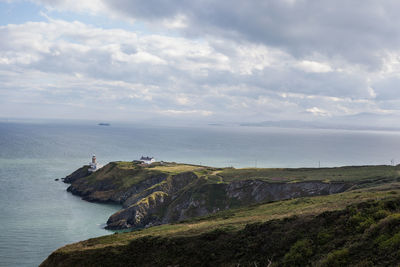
top-left (63, 161), bottom-right (362, 230)
top-left (106, 171), bottom-right (198, 229)
top-left (62, 165), bottom-right (90, 183)
top-left (158, 179), bottom-right (349, 226)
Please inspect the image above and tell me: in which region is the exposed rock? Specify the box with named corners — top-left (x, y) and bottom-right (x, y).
top-left (162, 179), bottom-right (226, 223)
top-left (161, 180), bottom-right (350, 226)
top-left (62, 165), bottom-right (90, 183)
top-left (107, 178), bottom-right (350, 230)
top-left (106, 172), bottom-right (198, 229)
top-left (225, 180), bottom-right (351, 204)
top-left (123, 171), bottom-right (198, 207)
top-left (106, 191), bottom-right (168, 229)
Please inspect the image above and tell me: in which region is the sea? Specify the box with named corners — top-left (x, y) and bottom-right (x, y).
top-left (1, 120), bottom-right (400, 266)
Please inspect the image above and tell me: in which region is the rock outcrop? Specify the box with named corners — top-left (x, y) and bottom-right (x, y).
top-left (62, 165), bottom-right (90, 183)
top-left (159, 179), bottom-right (350, 225)
top-left (226, 179), bottom-right (350, 204)
top-left (106, 172), bottom-right (198, 229)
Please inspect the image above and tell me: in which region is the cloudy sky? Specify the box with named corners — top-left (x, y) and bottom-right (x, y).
top-left (1, 0), bottom-right (400, 127)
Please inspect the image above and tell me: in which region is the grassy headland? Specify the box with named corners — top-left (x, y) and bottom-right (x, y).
top-left (78, 161), bottom-right (400, 189)
top-left (42, 178), bottom-right (400, 266)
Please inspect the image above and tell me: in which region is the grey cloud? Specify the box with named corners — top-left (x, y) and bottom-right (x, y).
top-left (237, 67), bottom-right (370, 99)
top-left (120, 44), bottom-right (137, 55)
top-left (377, 99), bottom-right (400, 111)
top-left (103, 0), bottom-right (400, 68)
top-left (105, 0), bottom-right (179, 20)
top-left (373, 77), bottom-right (400, 100)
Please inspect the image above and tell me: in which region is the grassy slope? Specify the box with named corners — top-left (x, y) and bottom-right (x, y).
top-left (217, 165), bottom-right (400, 183)
top-left (43, 195), bottom-right (400, 266)
top-left (89, 161), bottom-right (166, 189)
top-left (44, 181), bottom-right (400, 256)
top-left (150, 163), bottom-right (400, 186)
top-left (85, 162), bottom-right (206, 189)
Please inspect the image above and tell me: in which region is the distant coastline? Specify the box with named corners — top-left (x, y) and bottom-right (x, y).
top-left (98, 123), bottom-right (110, 126)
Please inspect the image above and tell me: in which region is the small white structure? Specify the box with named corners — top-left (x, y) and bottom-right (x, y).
top-left (140, 156), bottom-right (155, 164)
top-left (89, 154), bottom-right (103, 172)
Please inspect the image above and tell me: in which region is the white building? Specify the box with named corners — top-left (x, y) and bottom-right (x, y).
top-left (89, 154), bottom-right (103, 172)
top-left (140, 156), bottom-right (155, 164)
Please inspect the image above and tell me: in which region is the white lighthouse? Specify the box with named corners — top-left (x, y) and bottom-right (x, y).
top-left (88, 154), bottom-right (102, 172)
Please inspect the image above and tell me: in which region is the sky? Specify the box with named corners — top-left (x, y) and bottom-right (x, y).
top-left (1, 0), bottom-right (400, 127)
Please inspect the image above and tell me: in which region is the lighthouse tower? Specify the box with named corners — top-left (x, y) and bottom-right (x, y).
top-left (89, 154), bottom-right (102, 172)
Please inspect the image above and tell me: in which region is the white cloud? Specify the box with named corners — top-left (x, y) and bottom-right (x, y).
top-left (33, 0), bottom-right (108, 16)
top-left (367, 86), bottom-right (377, 98)
top-left (176, 96), bottom-right (190, 105)
top-left (306, 107), bottom-right (330, 117)
top-left (297, 60), bottom-right (333, 73)
top-left (162, 109), bottom-right (213, 116)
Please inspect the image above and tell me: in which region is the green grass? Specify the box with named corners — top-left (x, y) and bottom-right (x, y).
top-left (114, 161), bottom-right (137, 169)
top-left (84, 162), bottom-right (400, 191)
top-left (151, 164), bottom-right (205, 174)
top-left (85, 162), bottom-right (168, 189)
top-left (218, 165), bottom-right (400, 183)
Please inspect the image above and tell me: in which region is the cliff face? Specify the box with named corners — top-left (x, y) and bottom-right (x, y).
top-left (226, 180), bottom-right (349, 203)
top-left (160, 179), bottom-right (350, 225)
top-left (106, 172), bottom-right (198, 229)
top-left (64, 161), bottom-right (352, 230)
top-left (62, 165), bottom-right (90, 183)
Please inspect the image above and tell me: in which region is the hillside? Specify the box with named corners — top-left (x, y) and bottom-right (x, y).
top-left (62, 161), bottom-right (400, 230)
top-left (41, 181), bottom-right (400, 266)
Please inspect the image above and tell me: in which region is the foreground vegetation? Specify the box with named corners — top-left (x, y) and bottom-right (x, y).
top-left (42, 179), bottom-right (400, 266)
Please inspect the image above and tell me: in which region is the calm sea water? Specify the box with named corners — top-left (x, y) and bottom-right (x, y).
top-left (1, 121), bottom-right (400, 266)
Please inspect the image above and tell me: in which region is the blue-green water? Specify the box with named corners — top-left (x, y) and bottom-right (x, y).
top-left (2, 121), bottom-right (400, 266)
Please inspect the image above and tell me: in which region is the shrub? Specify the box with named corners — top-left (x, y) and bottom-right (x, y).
top-left (321, 248), bottom-right (349, 266)
top-left (283, 239), bottom-right (313, 266)
top-left (378, 231), bottom-right (400, 251)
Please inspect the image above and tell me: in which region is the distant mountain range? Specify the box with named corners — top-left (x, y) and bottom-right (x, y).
top-left (240, 113), bottom-right (400, 131)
